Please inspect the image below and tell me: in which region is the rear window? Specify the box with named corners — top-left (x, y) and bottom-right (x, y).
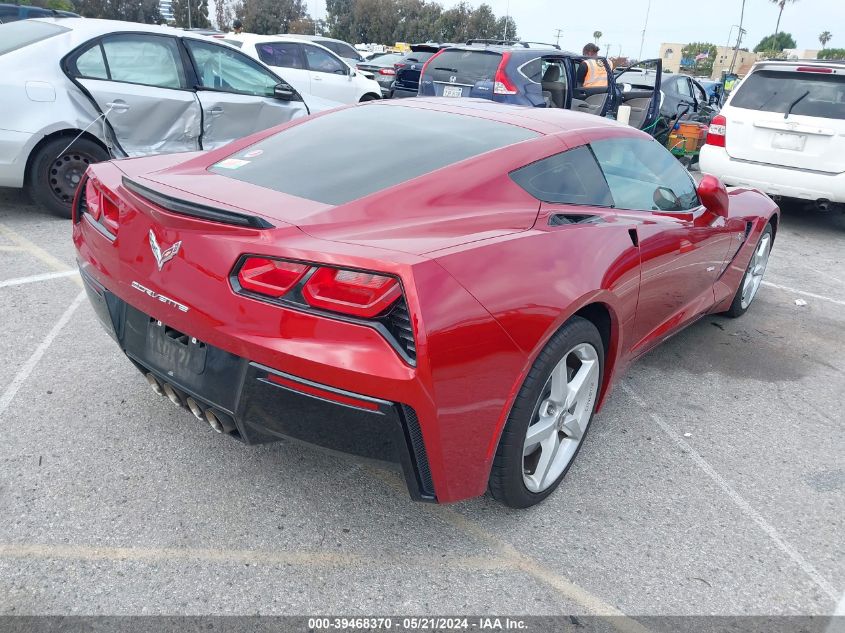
top-left (731, 69), bottom-right (845, 120)
top-left (510, 146), bottom-right (613, 206)
top-left (0, 20), bottom-right (68, 55)
top-left (424, 49), bottom-right (501, 85)
top-left (405, 51), bottom-right (435, 63)
top-left (320, 39), bottom-right (362, 61)
top-left (211, 105), bottom-right (538, 205)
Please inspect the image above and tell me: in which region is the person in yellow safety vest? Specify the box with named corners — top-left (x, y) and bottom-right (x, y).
top-left (577, 43), bottom-right (608, 89)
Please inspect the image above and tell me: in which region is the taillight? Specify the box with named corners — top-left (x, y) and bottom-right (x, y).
top-left (80, 176), bottom-right (119, 236)
top-left (85, 178), bottom-right (101, 221)
top-left (101, 193), bottom-right (120, 234)
top-left (419, 48), bottom-right (444, 80)
top-left (302, 267), bottom-right (401, 318)
top-left (236, 257), bottom-right (308, 297)
top-left (493, 51), bottom-right (517, 95)
top-left (706, 114), bottom-right (727, 148)
top-left (378, 67), bottom-right (396, 75)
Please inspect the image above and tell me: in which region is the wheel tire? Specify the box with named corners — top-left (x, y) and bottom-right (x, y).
top-left (359, 93), bottom-right (380, 102)
top-left (26, 137), bottom-right (109, 218)
top-left (723, 223), bottom-right (774, 318)
top-left (489, 316), bottom-right (604, 509)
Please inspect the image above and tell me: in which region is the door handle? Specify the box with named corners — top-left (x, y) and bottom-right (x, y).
top-left (105, 101), bottom-right (130, 113)
top-left (207, 107), bottom-right (224, 116)
top-left (312, 75), bottom-right (322, 81)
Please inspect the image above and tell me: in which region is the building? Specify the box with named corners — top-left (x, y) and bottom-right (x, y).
top-left (783, 48), bottom-right (820, 60)
top-left (659, 42), bottom-right (761, 79)
top-left (711, 46), bottom-right (759, 80)
top-left (659, 42), bottom-right (685, 73)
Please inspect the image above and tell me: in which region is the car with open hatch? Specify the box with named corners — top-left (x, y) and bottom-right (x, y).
top-left (73, 98), bottom-right (779, 507)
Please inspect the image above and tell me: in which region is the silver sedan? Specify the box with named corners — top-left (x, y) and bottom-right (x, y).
top-left (0, 18), bottom-right (337, 216)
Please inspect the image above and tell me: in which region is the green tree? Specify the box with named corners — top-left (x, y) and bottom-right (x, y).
top-left (171, 0), bottom-right (210, 28)
top-left (496, 15), bottom-right (516, 41)
top-left (434, 1), bottom-right (472, 42)
top-left (770, 0), bottom-right (797, 36)
top-left (325, 0), bottom-right (355, 41)
top-left (593, 30), bottom-right (602, 45)
top-left (681, 42), bottom-right (716, 75)
top-left (467, 3), bottom-right (497, 39)
top-left (818, 47), bottom-right (845, 60)
top-left (819, 31), bottom-right (833, 49)
top-left (240, 0), bottom-right (306, 34)
top-left (46, 0), bottom-right (75, 9)
top-left (75, 0), bottom-right (162, 23)
top-left (754, 32), bottom-right (796, 52)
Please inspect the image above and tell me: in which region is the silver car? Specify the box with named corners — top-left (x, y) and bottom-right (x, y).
top-left (0, 18), bottom-right (330, 216)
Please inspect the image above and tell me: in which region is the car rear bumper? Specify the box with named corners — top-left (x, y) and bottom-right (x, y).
top-left (0, 128), bottom-right (30, 188)
top-left (80, 267), bottom-right (437, 502)
top-left (391, 86), bottom-right (418, 98)
top-left (700, 145), bottom-right (845, 203)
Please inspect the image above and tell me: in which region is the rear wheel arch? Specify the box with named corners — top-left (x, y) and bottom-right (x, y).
top-left (486, 296), bottom-right (621, 462)
top-left (24, 129), bottom-right (109, 186)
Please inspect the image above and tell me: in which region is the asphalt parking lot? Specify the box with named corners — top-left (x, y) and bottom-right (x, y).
top-left (0, 188), bottom-right (842, 623)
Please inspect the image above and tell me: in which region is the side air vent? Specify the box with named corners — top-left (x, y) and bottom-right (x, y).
top-left (383, 301), bottom-right (416, 362)
top-left (549, 214), bottom-right (603, 226)
top-left (401, 404), bottom-right (435, 498)
top-left (122, 177), bottom-right (274, 229)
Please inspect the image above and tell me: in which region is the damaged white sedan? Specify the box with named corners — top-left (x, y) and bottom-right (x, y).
top-left (0, 18), bottom-right (336, 216)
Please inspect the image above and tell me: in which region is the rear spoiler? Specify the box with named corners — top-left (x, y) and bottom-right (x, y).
top-left (122, 177), bottom-right (274, 229)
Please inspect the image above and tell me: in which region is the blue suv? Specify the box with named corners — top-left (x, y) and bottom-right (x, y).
top-left (418, 40), bottom-right (662, 131)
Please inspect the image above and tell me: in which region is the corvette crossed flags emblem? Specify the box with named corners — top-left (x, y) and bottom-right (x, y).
top-left (149, 230), bottom-right (182, 271)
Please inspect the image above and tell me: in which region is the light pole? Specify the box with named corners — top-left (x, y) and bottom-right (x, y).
top-left (638, 0), bottom-right (651, 61)
top-left (187, 0), bottom-right (192, 29)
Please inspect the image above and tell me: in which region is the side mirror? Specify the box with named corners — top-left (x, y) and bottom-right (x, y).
top-left (697, 174), bottom-right (729, 218)
top-left (273, 82), bottom-right (297, 101)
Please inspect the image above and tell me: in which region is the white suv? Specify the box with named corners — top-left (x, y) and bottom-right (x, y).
top-left (222, 33), bottom-right (382, 104)
top-left (700, 60), bottom-right (845, 209)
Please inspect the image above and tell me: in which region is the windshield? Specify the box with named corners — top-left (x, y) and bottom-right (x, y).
top-left (211, 105), bottom-right (537, 205)
top-left (0, 20), bottom-right (69, 55)
top-left (731, 69), bottom-right (845, 119)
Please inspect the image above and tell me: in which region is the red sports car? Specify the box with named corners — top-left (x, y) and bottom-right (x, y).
top-left (73, 98), bottom-right (778, 507)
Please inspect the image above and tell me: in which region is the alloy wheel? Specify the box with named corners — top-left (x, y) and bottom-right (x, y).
top-left (740, 232), bottom-right (772, 309)
top-left (522, 342), bottom-right (600, 493)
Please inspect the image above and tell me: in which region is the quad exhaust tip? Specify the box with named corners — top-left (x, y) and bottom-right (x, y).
top-left (185, 397), bottom-right (204, 420)
top-left (145, 372), bottom-right (163, 396)
top-left (161, 382), bottom-right (182, 407)
top-left (205, 409), bottom-right (224, 433)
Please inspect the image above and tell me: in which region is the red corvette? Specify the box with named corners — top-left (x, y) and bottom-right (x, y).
top-left (73, 98), bottom-right (778, 507)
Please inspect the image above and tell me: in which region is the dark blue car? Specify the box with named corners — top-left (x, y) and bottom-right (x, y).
top-left (392, 43), bottom-right (453, 98)
top-left (418, 41), bottom-right (662, 131)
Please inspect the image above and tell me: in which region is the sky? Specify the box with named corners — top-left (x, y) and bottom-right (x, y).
top-left (308, 0), bottom-right (843, 57)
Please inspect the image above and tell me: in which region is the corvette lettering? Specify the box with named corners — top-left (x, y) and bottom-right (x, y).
top-left (131, 281), bottom-right (189, 312)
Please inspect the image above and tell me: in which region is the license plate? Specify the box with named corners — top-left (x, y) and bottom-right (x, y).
top-left (442, 86), bottom-right (462, 97)
top-left (771, 132), bottom-right (807, 151)
top-left (147, 319), bottom-right (207, 375)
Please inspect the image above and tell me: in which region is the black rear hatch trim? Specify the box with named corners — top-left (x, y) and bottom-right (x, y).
top-left (122, 177), bottom-right (274, 229)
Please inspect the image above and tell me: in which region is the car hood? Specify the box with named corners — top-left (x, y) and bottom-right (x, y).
top-left (116, 158), bottom-right (539, 257)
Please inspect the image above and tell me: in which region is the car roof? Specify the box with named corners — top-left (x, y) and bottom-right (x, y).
top-left (444, 42), bottom-right (577, 56)
top-left (378, 97), bottom-right (646, 138)
top-left (27, 16), bottom-right (208, 40)
top-left (219, 33), bottom-right (351, 62)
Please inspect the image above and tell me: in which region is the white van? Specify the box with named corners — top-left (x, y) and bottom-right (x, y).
top-left (700, 60), bottom-right (845, 210)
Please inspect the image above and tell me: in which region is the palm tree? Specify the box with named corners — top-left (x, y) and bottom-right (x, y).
top-left (593, 30), bottom-right (602, 45)
top-left (819, 31), bottom-right (832, 49)
top-left (770, 0), bottom-right (798, 36)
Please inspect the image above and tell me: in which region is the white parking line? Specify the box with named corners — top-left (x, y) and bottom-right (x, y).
top-left (762, 281), bottom-right (845, 307)
top-left (0, 270), bottom-right (78, 288)
top-left (0, 291), bottom-right (86, 419)
top-left (620, 382), bottom-right (838, 603)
